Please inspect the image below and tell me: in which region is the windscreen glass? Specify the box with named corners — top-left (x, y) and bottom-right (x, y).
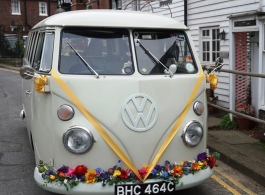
top-left (59, 28), bottom-right (133, 75)
top-left (133, 29), bottom-right (197, 75)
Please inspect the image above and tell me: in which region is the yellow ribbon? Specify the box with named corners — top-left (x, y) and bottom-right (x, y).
top-left (51, 70), bottom-right (143, 181)
top-left (34, 75), bottom-right (48, 93)
top-left (143, 69), bottom-right (204, 180)
top-left (51, 68), bottom-right (204, 181)
top-left (206, 73), bottom-right (218, 90)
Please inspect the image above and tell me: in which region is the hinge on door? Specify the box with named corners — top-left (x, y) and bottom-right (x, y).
top-left (44, 85), bottom-right (50, 92)
top-left (49, 159), bottom-right (54, 166)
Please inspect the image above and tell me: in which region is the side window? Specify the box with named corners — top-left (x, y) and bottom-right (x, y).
top-left (39, 33), bottom-right (54, 72)
top-left (29, 32), bottom-right (38, 65)
top-left (33, 32), bottom-right (45, 70)
top-left (25, 33), bottom-right (31, 59)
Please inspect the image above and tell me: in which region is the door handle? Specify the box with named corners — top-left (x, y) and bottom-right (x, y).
top-left (26, 90), bottom-right (31, 95)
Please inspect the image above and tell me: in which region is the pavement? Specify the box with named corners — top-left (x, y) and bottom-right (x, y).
top-left (1, 63), bottom-right (265, 188)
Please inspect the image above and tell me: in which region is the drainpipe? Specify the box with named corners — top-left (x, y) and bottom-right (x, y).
top-left (184, 0), bottom-right (187, 26)
top-left (23, 0), bottom-right (31, 31)
top-left (47, 0), bottom-right (50, 16)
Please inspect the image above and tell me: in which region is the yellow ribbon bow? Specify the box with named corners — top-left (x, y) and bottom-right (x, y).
top-left (34, 75), bottom-right (48, 93)
top-left (206, 73), bottom-right (218, 90)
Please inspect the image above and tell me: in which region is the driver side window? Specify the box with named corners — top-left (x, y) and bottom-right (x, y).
top-left (33, 32), bottom-right (45, 70)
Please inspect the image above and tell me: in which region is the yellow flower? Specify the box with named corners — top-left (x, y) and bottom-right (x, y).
top-left (113, 170), bottom-right (121, 177)
top-left (85, 170), bottom-right (96, 183)
top-left (49, 175), bottom-right (56, 181)
top-left (198, 161), bottom-right (204, 166)
top-left (179, 161), bottom-right (184, 166)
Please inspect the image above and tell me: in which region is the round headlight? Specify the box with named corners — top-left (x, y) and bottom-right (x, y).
top-left (57, 105), bottom-right (74, 121)
top-left (63, 126), bottom-right (94, 154)
top-left (182, 121), bottom-right (203, 147)
top-left (193, 101), bottom-right (204, 116)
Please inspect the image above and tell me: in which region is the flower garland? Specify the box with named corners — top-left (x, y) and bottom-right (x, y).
top-left (39, 152), bottom-right (220, 191)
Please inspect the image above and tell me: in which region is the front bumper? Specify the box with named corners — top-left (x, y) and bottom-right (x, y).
top-left (34, 167), bottom-right (214, 195)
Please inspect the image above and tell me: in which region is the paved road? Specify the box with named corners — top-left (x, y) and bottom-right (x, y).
top-left (0, 67), bottom-right (264, 195)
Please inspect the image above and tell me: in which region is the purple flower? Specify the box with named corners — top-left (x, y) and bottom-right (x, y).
top-left (130, 173), bottom-right (135, 178)
top-left (80, 175), bottom-right (86, 181)
top-left (103, 173), bottom-right (109, 179)
top-left (117, 160), bottom-right (121, 164)
top-left (48, 170), bottom-right (54, 175)
top-left (72, 175), bottom-right (77, 180)
top-left (165, 160), bottom-right (170, 165)
top-left (155, 165), bottom-right (162, 171)
top-left (197, 152), bottom-right (207, 161)
top-left (57, 165), bottom-right (69, 173)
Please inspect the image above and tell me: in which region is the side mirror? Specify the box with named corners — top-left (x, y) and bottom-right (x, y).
top-left (164, 64), bottom-right (177, 74)
top-left (20, 65), bottom-right (35, 80)
top-left (169, 64), bottom-right (177, 73)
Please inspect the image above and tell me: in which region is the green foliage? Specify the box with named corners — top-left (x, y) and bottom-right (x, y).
top-left (211, 152), bottom-right (220, 160)
top-left (13, 39), bottom-right (24, 58)
top-left (216, 114), bottom-right (237, 130)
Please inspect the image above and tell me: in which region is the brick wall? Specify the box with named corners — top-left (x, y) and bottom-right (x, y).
top-left (0, 0), bottom-right (57, 36)
top-left (71, 0), bottom-right (111, 10)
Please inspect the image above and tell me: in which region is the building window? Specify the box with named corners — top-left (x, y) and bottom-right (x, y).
top-left (11, 0), bottom-right (20, 15)
top-left (201, 27), bottom-right (220, 64)
top-left (39, 2), bottom-right (47, 16)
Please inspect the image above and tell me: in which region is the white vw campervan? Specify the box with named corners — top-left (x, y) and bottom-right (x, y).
top-left (20, 10), bottom-right (219, 195)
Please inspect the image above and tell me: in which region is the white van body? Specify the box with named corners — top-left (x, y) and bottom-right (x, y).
top-left (21, 10), bottom-right (213, 195)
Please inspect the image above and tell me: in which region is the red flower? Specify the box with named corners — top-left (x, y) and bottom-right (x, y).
top-left (138, 167), bottom-right (148, 178)
top-left (208, 157), bottom-right (216, 169)
top-left (74, 165), bottom-right (88, 176)
top-left (120, 170), bottom-right (128, 179)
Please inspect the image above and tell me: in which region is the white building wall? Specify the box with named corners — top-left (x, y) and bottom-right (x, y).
top-left (122, 0), bottom-right (261, 108)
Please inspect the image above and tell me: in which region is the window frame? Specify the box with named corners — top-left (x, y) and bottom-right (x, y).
top-left (39, 2), bottom-right (48, 16)
top-left (11, 0), bottom-right (21, 15)
top-left (200, 27), bottom-right (220, 65)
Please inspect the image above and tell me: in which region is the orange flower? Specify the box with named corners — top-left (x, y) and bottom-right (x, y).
top-left (59, 172), bottom-right (65, 177)
top-left (85, 170), bottom-right (97, 183)
top-left (192, 163), bottom-right (201, 171)
top-left (172, 165), bottom-right (183, 177)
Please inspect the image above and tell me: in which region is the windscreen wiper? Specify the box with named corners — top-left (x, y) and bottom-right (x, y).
top-left (67, 42), bottom-right (99, 78)
top-left (135, 39), bottom-right (174, 77)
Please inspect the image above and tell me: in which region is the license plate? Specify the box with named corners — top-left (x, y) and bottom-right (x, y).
top-left (115, 181), bottom-right (175, 195)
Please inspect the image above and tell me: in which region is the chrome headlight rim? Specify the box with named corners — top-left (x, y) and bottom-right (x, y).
top-left (193, 101), bottom-right (204, 116)
top-left (57, 104), bottom-right (75, 121)
top-left (182, 120), bottom-right (203, 148)
top-left (63, 126), bottom-right (94, 154)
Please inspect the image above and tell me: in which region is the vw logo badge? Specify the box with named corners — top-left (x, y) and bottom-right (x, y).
top-left (121, 94), bottom-right (158, 132)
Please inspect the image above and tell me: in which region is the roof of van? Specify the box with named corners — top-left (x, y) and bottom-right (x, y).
top-left (33, 10), bottom-right (187, 30)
